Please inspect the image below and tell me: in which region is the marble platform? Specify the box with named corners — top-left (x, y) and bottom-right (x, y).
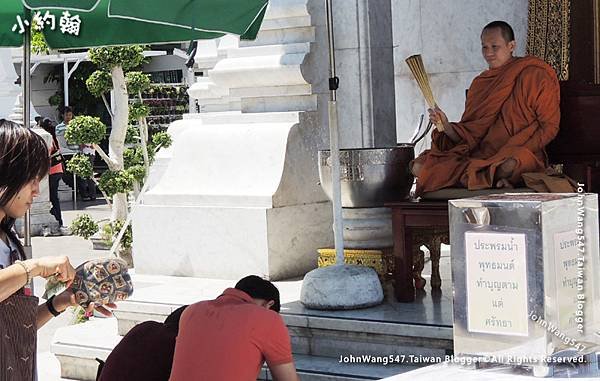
top-left (52, 253), bottom-right (453, 380)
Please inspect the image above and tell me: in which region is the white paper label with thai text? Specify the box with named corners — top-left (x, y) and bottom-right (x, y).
top-left (465, 231), bottom-right (528, 336)
top-left (554, 230), bottom-right (580, 330)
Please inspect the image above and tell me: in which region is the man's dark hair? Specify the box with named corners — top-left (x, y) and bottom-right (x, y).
top-left (63, 106), bottom-right (73, 116)
top-left (41, 118), bottom-right (56, 139)
top-left (235, 275), bottom-right (281, 313)
top-left (482, 21), bottom-right (515, 42)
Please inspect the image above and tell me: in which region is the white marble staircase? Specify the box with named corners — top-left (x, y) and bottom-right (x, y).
top-left (51, 271), bottom-right (454, 381)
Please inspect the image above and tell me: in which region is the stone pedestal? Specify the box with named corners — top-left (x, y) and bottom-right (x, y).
top-left (133, 0), bottom-right (398, 280)
top-left (133, 112), bottom-right (333, 280)
top-left (318, 207), bottom-right (395, 299)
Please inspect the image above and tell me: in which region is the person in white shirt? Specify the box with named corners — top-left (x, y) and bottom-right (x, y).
top-left (54, 107), bottom-right (88, 199)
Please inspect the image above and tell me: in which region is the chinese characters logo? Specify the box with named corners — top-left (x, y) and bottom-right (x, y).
top-left (12, 11), bottom-right (81, 36)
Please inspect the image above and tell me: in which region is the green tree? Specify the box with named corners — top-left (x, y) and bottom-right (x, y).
top-left (64, 46), bottom-right (172, 266)
top-left (65, 46), bottom-right (145, 222)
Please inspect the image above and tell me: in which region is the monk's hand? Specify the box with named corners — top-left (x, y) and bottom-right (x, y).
top-left (428, 106), bottom-right (449, 128)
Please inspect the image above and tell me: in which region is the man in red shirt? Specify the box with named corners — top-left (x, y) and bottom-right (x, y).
top-left (169, 276), bottom-right (299, 381)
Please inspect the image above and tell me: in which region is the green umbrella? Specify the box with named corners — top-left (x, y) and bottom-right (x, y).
top-left (0, 0), bottom-right (28, 46)
top-left (23, 0), bottom-right (100, 11)
top-left (21, 0), bottom-right (268, 47)
top-left (107, 0), bottom-right (267, 39)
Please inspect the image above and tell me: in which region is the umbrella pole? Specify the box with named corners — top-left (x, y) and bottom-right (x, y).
top-left (299, 0), bottom-right (383, 310)
top-left (325, 0), bottom-right (344, 265)
top-left (23, 8), bottom-right (32, 255)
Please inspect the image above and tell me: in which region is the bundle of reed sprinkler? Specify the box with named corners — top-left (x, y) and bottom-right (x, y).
top-left (405, 54), bottom-right (444, 131)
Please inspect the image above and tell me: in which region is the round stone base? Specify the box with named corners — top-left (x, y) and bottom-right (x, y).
top-left (300, 264), bottom-right (384, 310)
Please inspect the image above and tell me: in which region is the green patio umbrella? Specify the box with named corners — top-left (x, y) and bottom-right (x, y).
top-left (1, 0), bottom-right (268, 249)
top-left (18, 0), bottom-right (268, 48)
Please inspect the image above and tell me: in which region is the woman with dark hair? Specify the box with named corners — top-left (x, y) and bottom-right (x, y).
top-left (41, 118), bottom-right (69, 234)
top-left (0, 119), bottom-right (111, 379)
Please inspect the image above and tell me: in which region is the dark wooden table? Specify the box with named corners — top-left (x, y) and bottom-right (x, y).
top-left (386, 200), bottom-right (449, 302)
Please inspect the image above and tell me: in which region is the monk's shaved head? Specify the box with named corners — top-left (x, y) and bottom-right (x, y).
top-left (482, 21), bottom-right (515, 43)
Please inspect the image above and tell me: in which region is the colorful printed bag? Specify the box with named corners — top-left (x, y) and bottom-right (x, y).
top-left (71, 258), bottom-right (134, 307)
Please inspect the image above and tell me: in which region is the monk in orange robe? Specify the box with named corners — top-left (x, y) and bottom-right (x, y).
top-left (411, 21), bottom-right (560, 195)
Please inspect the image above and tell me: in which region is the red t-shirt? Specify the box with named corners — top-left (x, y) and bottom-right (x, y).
top-left (169, 288), bottom-right (293, 381)
top-left (49, 140), bottom-right (63, 175)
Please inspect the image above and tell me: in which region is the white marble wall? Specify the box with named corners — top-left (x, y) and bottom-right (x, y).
top-left (305, 0), bottom-right (397, 149)
top-left (0, 49), bottom-right (21, 119)
top-left (392, 0), bottom-right (528, 147)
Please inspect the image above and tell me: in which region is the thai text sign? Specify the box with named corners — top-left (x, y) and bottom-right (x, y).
top-left (553, 230), bottom-right (580, 331)
top-left (465, 231), bottom-right (529, 336)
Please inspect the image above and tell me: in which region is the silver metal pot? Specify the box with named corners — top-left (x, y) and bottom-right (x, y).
top-left (318, 145), bottom-right (415, 208)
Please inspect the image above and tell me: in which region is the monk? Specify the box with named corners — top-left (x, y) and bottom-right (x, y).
top-left (411, 21), bottom-right (560, 195)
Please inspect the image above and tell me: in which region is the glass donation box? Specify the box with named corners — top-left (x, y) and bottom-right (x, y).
top-left (450, 193), bottom-right (600, 374)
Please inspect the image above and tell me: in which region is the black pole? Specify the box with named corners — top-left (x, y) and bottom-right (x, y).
top-left (23, 7), bottom-right (32, 251)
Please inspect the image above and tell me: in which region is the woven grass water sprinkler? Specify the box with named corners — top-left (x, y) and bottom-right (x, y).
top-left (405, 54), bottom-right (444, 132)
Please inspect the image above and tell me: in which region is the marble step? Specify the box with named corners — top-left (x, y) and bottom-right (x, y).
top-left (52, 319), bottom-right (417, 381)
top-left (57, 181), bottom-right (74, 202)
top-left (258, 354), bottom-right (417, 381)
top-left (182, 110), bottom-right (301, 125)
top-left (53, 274), bottom-right (453, 379)
top-left (227, 42), bottom-right (311, 58)
top-left (52, 318), bottom-right (119, 381)
top-left (284, 305), bottom-right (453, 359)
top-left (114, 301), bottom-right (453, 361)
top-left (112, 275), bottom-right (454, 358)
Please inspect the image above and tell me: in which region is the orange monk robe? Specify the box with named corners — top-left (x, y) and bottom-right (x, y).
top-left (413, 56), bottom-right (560, 195)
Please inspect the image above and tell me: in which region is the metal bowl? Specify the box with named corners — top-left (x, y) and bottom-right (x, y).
top-left (318, 145), bottom-right (415, 208)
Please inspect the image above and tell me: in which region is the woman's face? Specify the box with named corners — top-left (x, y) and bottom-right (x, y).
top-left (1, 178), bottom-right (41, 218)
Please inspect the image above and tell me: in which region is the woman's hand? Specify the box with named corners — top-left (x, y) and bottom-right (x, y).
top-left (30, 256), bottom-right (75, 286)
top-left (52, 289), bottom-right (117, 317)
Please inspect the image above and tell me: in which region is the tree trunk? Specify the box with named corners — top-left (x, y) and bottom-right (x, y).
top-left (109, 65), bottom-right (129, 222)
top-left (138, 91), bottom-right (150, 174)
